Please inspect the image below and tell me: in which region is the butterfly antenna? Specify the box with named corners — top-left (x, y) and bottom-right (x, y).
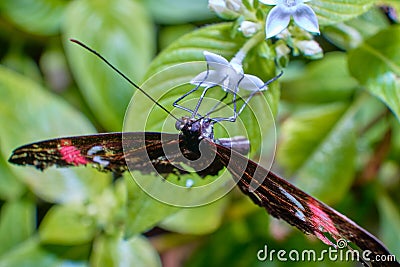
top-left (263, 70), bottom-right (283, 87)
top-left (70, 39), bottom-right (180, 121)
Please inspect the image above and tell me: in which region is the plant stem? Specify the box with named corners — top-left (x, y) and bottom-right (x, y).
top-left (232, 31), bottom-right (265, 64)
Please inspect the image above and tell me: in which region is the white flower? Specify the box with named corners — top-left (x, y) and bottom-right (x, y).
top-left (295, 40), bottom-right (322, 56)
top-left (239, 21), bottom-right (261, 37)
top-left (209, 0), bottom-right (243, 19)
top-left (275, 42), bottom-right (291, 57)
top-left (260, 0), bottom-right (319, 38)
top-left (225, 0), bottom-right (242, 11)
top-left (191, 51), bottom-right (266, 93)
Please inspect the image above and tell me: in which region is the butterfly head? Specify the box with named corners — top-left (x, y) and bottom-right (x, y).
top-left (176, 117), bottom-right (215, 141)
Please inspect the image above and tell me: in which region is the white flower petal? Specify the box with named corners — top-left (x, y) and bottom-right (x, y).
top-left (225, 76), bottom-right (242, 92)
top-left (190, 70), bottom-right (225, 87)
top-left (275, 43), bottom-right (291, 57)
top-left (265, 6), bottom-right (291, 38)
top-left (203, 51), bottom-right (230, 71)
top-left (226, 0), bottom-right (242, 11)
top-left (230, 62), bottom-right (243, 75)
top-left (239, 21), bottom-right (261, 37)
top-left (296, 40), bottom-right (322, 55)
top-left (208, 0), bottom-right (227, 13)
top-left (240, 74), bottom-right (266, 91)
top-left (292, 4), bottom-right (319, 34)
top-left (190, 71), bottom-right (208, 85)
top-left (192, 49), bottom-right (268, 96)
top-left (259, 0), bottom-right (279, 5)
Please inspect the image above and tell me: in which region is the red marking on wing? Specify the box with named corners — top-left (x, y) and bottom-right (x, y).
top-left (59, 140), bottom-right (88, 166)
top-left (308, 199), bottom-right (341, 246)
top-left (60, 139), bottom-right (73, 146)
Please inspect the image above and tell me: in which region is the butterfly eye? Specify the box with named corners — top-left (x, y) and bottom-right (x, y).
top-left (175, 120), bottom-right (184, 131)
top-left (189, 121), bottom-right (200, 134)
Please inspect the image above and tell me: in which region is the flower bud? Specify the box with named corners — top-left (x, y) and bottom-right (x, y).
top-left (275, 42), bottom-right (290, 68)
top-left (209, 0), bottom-right (242, 19)
top-left (275, 43), bottom-right (291, 58)
top-left (239, 21), bottom-right (261, 37)
top-left (295, 40), bottom-right (322, 57)
top-left (226, 0), bottom-right (242, 11)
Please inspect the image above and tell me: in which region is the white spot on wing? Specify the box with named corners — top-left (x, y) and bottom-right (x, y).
top-left (88, 145), bottom-right (104, 155)
top-left (279, 187), bottom-right (305, 211)
top-left (295, 210), bottom-right (306, 221)
top-left (93, 156), bottom-right (110, 167)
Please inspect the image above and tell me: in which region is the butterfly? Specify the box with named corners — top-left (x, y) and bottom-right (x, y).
top-left (8, 40), bottom-right (399, 267)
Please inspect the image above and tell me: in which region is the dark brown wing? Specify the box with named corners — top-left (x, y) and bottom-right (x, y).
top-left (8, 132), bottom-right (225, 178)
top-left (209, 140), bottom-right (399, 267)
top-left (9, 132), bottom-right (153, 175)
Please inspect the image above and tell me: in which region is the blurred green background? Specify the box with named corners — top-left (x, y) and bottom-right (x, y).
top-left (0, 0), bottom-right (399, 266)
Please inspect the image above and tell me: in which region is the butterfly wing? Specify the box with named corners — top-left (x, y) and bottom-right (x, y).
top-left (210, 140), bottom-right (398, 267)
top-left (8, 132), bottom-right (225, 178)
top-left (8, 132), bottom-right (168, 175)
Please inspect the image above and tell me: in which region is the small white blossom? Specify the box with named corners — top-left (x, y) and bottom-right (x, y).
top-left (225, 0), bottom-right (242, 11)
top-left (191, 51), bottom-right (266, 93)
top-left (260, 0), bottom-right (319, 38)
top-left (295, 40), bottom-right (322, 56)
top-left (275, 43), bottom-right (291, 57)
top-left (209, 0), bottom-right (243, 19)
top-left (239, 21), bottom-right (261, 37)
top-left (276, 28), bottom-right (291, 39)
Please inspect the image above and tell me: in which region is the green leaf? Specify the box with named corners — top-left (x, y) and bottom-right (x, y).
top-left (159, 198), bottom-right (227, 234)
top-left (245, 41), bottom-right (281, 117)
top-left (91, 234), bottom-right (161, 267)
top-left (368, 73), bottom-right (400, 121)
top-left (323, 7), bottom-right (389, 50)
top-left (0, 66), bottom-right (109, 203)
top-left (278, 103), bottom-right (347, 172)
top-left (281, 52), bottom-right (357, 103)
top-left (124, 167), bottom-right (238, 237)
top-left (378, 194), bottom-right (400, 259)
top-left (391, 119), bottom-right (400, 160)
top-left (145, 23), bottom-right (246, 79)
top-left (0, 154), bottom-right (24, 201)
top-left (2, 50), bottom-right (42, 83)
top-left (144, 0), bottom-right (214, 24)
top-left (83, 183), bottom-right (127, 236)
top-left (139, 23), bottom-right (278, 153)
top-left (0, 0), bottom-right (68, 35)
top-left (39, 205), bottom-right (96, 245)
top-left (349, 25), bottom-right (400, 82)
top-left (0, 238), bottom-right (86, 267)
top-left (0, 200), bottom-right (35, 256)
top-left (349, 26), bottom-right (400, 121)
top-left (277, 102), bottom-right (357, 203)
top-left (124, 175), bottom-right (179, 237)
top-left (310, 0), bottom-right (375, 26)
top-left (159, 24), bottom-right (197, 50)
top-left (63, 0), bottom-right (155, 130)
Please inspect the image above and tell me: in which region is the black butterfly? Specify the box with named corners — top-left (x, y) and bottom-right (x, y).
top-left (8, 40), bottom-right (399, 267)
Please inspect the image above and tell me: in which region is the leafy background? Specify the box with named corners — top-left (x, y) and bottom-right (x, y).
top-left (0, 0), bottom-right (399, 266)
